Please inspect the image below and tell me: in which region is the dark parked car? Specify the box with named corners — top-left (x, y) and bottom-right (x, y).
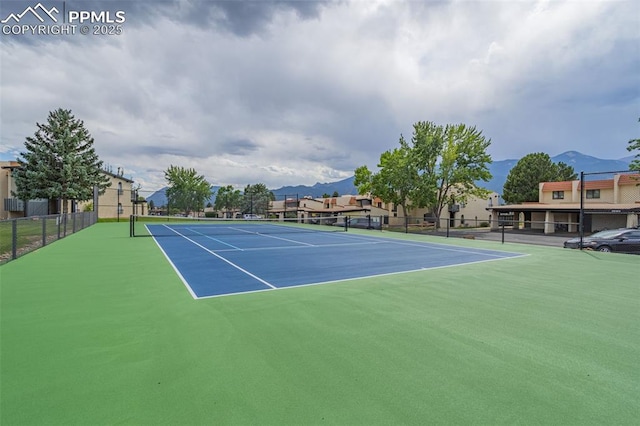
top-left (347, 217), bottom-right (381, 230)
top-left (563, 228), bottom-right (640, 254)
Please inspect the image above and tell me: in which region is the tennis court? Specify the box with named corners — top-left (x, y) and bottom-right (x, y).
top-left (2, 222), bottom-right (638, 425)
top-left (141, 219), bottom-right (526, 298)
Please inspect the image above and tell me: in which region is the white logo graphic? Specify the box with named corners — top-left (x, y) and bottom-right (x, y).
top-left (2, 2), bottom-right (126, 36)
top-left (1, 3), bottom-right (59, 24)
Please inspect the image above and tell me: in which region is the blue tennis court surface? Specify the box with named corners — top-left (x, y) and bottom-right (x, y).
top-left (148, 223), bottom-right (526, 299)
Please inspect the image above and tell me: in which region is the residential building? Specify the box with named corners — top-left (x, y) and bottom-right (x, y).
top-left (269, 194), bottom-right (389, 221)
top-left (1, 161), bottom-right (23, 219)
top-left (79, 170), bottom-right (146, 220)
top-left (1, 161), bottom-right (145, 220)
top-left (265, 191), bottom-right (497, 230)
top-left (489, 173), bottom-right (640, 233)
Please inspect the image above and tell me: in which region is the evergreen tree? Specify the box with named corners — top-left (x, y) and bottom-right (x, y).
top-left (13, 108), bottom-right (110, 214)
top-left (628, 118), bottom-right (639, 172)
top-left (502, 153), bottom-right (577, 204)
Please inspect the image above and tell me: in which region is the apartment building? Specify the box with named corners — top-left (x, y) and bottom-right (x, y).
top-left (78, 170), bottom-right (146, 220)
top-left (1, 161), bottom-right (145, 220)
top-left (269, 194), bottom-right (389, 221)
top-left (266, 191), bottom-right (497, 230)
top-left (1, 161), bottom-right (26, 219)
top-left (489, 173), bottom-right (640, 233)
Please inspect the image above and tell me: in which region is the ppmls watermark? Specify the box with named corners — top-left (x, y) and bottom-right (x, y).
top-left (1, 2), bottom-right (126, 36)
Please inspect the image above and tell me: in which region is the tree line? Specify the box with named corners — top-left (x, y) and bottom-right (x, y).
top-left (9, 109), bottom-right (640, 218)
top-left (354, 119), bottom-right (640, 224)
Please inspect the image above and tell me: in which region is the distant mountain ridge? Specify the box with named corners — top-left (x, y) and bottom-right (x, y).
top-left (483, 150), bottom-right (632, 194)
top-left (146, 151), bottom-right (634, 205)
top-left (271, 176), bottom-right (357, 199)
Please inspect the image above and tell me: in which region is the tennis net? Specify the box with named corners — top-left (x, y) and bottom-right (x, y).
top-left (129, 215), bottom-right (348, 237)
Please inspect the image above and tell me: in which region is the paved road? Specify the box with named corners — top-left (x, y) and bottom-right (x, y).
top-left (465, 230), bottom-right (569, 247)
top-left (405, 228), bottom-right (572, 248)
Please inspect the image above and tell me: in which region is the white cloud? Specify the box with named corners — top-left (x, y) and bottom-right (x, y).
top-left (1, 0), bottom-right (638, 191)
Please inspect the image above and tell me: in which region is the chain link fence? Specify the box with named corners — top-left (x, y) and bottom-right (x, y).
top-left (0, 211), bottom-right (97, 265)
top-left (346, 215), bottom-right (587, 247)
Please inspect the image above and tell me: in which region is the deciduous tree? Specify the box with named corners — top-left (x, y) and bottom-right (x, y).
top-left (355, 121), bottom-right (493, 227)
top-left (242, 183), bottom-right (274, 216)
top-left (13, 108), bottom-right (110, 214)
top-left (214, 185), bottom-right (242, 218)
top-left (355, 141), bottom-right (417, 218)
top-left (164, 165), bottom-right (212, 216)
top-left (411, 122), bottom-right (492, 226)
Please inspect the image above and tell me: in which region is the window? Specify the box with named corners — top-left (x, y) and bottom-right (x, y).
top-left (552, 191), bottom-right (564, 200)
top-left (377, 202), bottom-right (382, 208)
top-left (586, 189), bottom-right (600, 199)
top-left (117, 182), bottom-right (123, 195)
top-left (117, 203), bottom-right (123, 214)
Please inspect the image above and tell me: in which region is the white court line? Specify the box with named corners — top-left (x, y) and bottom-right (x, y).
top-left (185, 227), bottom-right (244, 250)
top-left (315, 232), bottom-right (521, 259)
top-left (213, 240), bottom-right (385, 253)
top-left (162, 225), bottom-right (277, 289)
top-left (196, 253), bottom-right (529, 300)
top-left (146, 225), bottom-right (199, 299)
top-left (150, 224), bottom-right (526, 300)
top-left (227, 226), bottom-right (316, 247)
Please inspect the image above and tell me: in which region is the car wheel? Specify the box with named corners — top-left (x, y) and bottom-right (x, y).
top-left (597, 245), bottom-right (612, 252)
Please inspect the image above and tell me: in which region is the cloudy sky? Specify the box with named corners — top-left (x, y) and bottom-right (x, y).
top-left (1, 0), bottom-right (638, 192)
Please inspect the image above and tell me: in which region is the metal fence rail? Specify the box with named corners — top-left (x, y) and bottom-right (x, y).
top-left (0, 212), bottom-right (97, 265)
top-left (347, 215), bottom-right (592, 248)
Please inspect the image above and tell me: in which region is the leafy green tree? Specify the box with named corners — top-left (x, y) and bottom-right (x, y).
top-left (242, 183), bottom-right (274, 216)
top-left (148, 199), bottom-right (155, 210)
top-left (355, 140), bottom-right (417, 218)
top-left (411, 122), bottom-right (492, 227)
top-left (353, 166), bottom-right (372, 195)
top-left (502, 153), bottom-right (577, 204)
top-left (628, 118), bottom-right (640, 172)
top-left (321, 193), bottom-right (331, 198)
top-left (332, 191), bottom-right (339, 197)
top-left (356, 121), bottom-right (493, 226)
top-left (164, 165), bottom-right (212, 216)
top-left (215, 185), bottom-right (242, 218)
top-left (13, 108), bottom-right (110, 214)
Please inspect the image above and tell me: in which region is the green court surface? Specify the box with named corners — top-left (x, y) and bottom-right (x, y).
top-left (1, 223), bottom-right (638, 425)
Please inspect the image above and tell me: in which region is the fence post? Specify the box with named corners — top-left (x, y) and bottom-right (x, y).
top-left (11, 219), bottom-right (17, 260)
top-left (42, 217), bottom-right (47, 247)
top-left (579, 171), bottom-right (584, 251)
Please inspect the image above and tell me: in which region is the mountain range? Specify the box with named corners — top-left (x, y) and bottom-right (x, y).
top-left (146, 151), bottom-right (635, 206)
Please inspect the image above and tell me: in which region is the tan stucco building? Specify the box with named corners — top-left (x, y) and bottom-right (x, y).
top-left (489, 173), bottom-right (640, 234)
top-left (79, 171), bottom-right (146, 220)
top-left (1, 161), bottom-right (145, 220)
